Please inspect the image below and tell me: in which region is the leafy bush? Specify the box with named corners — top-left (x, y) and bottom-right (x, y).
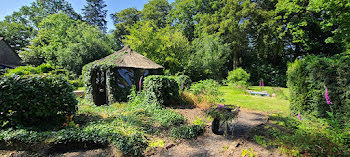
top-left (170, 124), bottom-right (204, 139)
top-left (153, 109), bottom-right (185, 127)
top-left (190, 79), bottom-right (222, 104)
top-left (143, 75), bottom-right (179, 105)
top-left (287, 54), bottom-right (350, 121)
top-left (5, 64), bottom-right (54, 76)
top-left (127, 89), bottom-right (185, 128)
top-left (227, 67), bottom-right (250, 87)
top-left (174, 74), bottom-right (192, 90)
top-left (0, 74), bottom-right (77, 128)
top-left (0, 119), bottom-right (147, 156)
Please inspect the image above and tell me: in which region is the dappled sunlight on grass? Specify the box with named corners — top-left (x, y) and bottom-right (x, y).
top-left (219, 86), bottom-right (289, 114)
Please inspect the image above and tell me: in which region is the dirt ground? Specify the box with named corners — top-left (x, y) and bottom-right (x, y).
top-left (1, 108), bottom-right (285, 157)
top-left (151, 108), bottom-right (285, 157)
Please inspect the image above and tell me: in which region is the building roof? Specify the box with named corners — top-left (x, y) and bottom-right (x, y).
top-left (0, 37), bottom-right (22, 68)
top-left (95, 46), bottom-right (163, 69)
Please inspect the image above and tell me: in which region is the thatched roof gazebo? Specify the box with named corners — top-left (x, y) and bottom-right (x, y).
top-left (83, 46), bottom-right (163, 105)
top-left (0, 37), bottom-right (22, 69)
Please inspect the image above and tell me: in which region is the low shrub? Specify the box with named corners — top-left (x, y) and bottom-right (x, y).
top-left (127, 89), bottom-right (185, 128)
top-left (0, 74), bottom-right (77, 128)
top-left (153, 109), bottom-right (185, 127)
top-left (190, 79), bottom-right (222, 104)
top-left (227, 67), bottom-right (250, 87)
top-left (170, 124), bottom-right (204, 139)
top-left (0, 119), bottom-right (147, 156)
top-left (143, 75), bottom-right (179, 105)
top-left (287, 54), bottom-right (350, 121)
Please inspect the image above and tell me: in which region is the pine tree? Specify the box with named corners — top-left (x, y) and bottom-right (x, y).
top-left (82, 0), bottom-right (107, 32)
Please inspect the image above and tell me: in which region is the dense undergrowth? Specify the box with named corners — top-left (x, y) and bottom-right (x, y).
top-left (0, 87), bottom-right (204, 156)
top-left (252, 114), bottom-right (350, 156)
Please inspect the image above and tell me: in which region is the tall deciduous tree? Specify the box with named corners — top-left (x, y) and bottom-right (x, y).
top-left (110, 8), bottom-right (141, 49)
top-left (0, 0), bottom-right (81, 52)
top-left (82, 0), bottom-right (107, 32)
top-left (142, 0), bottom-right (171, 28)
top-left (186, 35), bottom-right (231, 81)
top-left (20, 13), bottom-right (112, 74)
top-left (124, 21), bottom-right (190, 74)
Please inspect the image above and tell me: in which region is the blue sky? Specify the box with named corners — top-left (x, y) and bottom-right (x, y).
top-left (0, 0), bottom-right (175, 31)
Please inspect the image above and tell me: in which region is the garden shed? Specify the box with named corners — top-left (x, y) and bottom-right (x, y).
top-left (83, 46), bottom-right (163, 105)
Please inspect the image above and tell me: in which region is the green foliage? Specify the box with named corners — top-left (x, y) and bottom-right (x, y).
top-left (124, 21), bottom-right (190, 74)
top-left (110, 7), bottom-right (141, 49)
top-left (0, 119), bottom-right (147, 156)
top-left (5, 64), bottom-right (54, 76)
top-left (0, 0), bottom-right (81, 52)
top-left (141, 0), bottom-right (171, 28)
top-left (227, 68), bottom-right (250, 87)
top-left (170, 124), bottom-right (204, 139)
top-left (143, 75), bottom-right (180, 106)
top-left (190, 79), bottom-right (222, 104)
top-left (206, 106), bottom-right (239, 122)
top-left (169, 74), bottom-right (192, 91)
top-left (0, 74), bottom-right (77, 128)
top-left (287, 54), bottom-right (350, 121)
top-left (82, 0), bottom-right (107, 32)
top-left (127, 88), bottom-right (185, 128)
top-left (253, 114), bottom-right (350, 156)
top-left (186, 35), bottom-right (230, 81)
top-left (20, 13), bottom-right (112, 74)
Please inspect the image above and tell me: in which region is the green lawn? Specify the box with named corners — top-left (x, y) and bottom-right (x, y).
top-left (219, 86), bottom-right (290, 114)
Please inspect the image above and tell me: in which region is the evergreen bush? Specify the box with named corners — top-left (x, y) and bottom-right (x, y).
top-left (0, 74), bottom-right (77, 128)
top-left (287, 53), bottom-right (350, 121)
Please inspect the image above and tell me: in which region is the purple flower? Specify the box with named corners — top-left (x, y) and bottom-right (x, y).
top-left (259, 80), bottom-right (262, 86)
top-left (297, 113), bottom-right (301, 120)
top-left (324, 86), bottom-right (333, 104)
top-left (217, 104), bottom-right (225, 108)
top-left (139, 76), bottom-right (143, 91)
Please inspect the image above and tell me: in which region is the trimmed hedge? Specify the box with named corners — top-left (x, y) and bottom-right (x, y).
top-left (143, 75), bottom-right (179, 105)
top-left (0, 74), bottom-right (77, 128)
top-left (287, 53), bottom-right (350, 120)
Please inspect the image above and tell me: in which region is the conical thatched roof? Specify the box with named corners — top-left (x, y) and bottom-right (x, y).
top-left (95, 46), bottom-right (163, 69)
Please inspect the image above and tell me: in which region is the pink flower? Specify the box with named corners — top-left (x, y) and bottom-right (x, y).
top-left (139, 76), bottom-right (143, 91)
top-left (217, 104), bottom-right (224, 108)
top-left (297, 113), bottom-right (301, 120)
top-left (324, 86), bottom-right (333, 104)
top-left (259, 80), bottom-right (262, 86)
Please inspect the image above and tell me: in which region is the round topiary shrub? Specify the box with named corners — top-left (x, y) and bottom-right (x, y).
top-left (143, 75), bottom-right (179, 105)
top-left (0, 74), bottom-right (78, 128)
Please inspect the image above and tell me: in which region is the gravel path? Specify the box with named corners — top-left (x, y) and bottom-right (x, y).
top-left (151, 108), bottom-right (282, 157)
